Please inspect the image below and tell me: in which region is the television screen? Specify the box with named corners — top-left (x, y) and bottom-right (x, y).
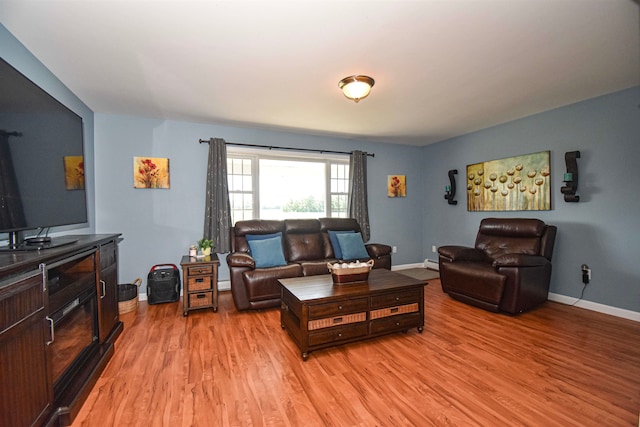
top-left (0, 57), bottom-right (87, 249)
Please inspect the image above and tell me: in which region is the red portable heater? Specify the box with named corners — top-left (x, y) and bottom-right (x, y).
top-left (147, 264), bottom-right (181, 305)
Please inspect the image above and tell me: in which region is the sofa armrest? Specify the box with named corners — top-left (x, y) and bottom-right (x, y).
top-left (227, 252), bottom-right (256, 269)
top-left (438, 245), bottom-right (486, 262)
top-left (493, 254), bottom-right (550, 268)
top-left (366, 243), bottom-right (391, 258)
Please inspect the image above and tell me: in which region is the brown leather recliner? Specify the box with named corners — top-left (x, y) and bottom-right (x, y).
top-left (438, 218), bottom-right (557, 314)
top-left (227, 218), bottom-right (392, 311)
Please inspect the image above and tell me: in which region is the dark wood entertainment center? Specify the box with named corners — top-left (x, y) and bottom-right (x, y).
top-left (0, 234), bottom-right (122, 427)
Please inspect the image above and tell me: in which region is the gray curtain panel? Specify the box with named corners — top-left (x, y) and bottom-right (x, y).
top-left (203, 138), bottom-right (232, 253)
top-left (348, 150), bottom-right (370, 242)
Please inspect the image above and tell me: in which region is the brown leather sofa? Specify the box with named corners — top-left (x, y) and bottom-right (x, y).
top-left (438, 218), bottom-right (557, 314)
top-left (226, 218), bottom-right (392, 310)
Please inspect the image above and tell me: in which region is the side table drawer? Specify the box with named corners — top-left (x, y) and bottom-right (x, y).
top-left (309, 323), bottom-right (368, 347)
top-left (308, 297), bottom-right (368, 319)
top-left (370, 289), bottom-right (421, 309)
top-left (188, 276), bottom-right (212, 291)
top-left (188, 265), bottom-right (213, 276)
top-left (370, 312), bottom-right (422, 335)
top-left (189, 291), bottom-right (213, 308)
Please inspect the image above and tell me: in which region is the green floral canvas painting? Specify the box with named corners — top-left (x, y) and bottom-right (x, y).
top-left (466, 151), bottom-right (551, 211)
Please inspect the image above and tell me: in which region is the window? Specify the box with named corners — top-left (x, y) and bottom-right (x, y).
top-left (227, 150), bottom-right (349, 224)
top-left (227, 157), bottom-right (253, 222)
top-left (330, 163), bottom-right (349, 218)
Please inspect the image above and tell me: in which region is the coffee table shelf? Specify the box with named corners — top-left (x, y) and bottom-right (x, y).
top-left (279, 269), bottom-right (425, 360)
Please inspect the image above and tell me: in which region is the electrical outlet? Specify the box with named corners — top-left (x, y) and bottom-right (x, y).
top-left (392, 246), bottom-right (398, 254)
top-left (432, 245), bottom-right (437, 253)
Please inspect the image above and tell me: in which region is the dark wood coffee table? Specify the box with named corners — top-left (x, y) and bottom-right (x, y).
top-left (279, 269), bottom-right (425, 360)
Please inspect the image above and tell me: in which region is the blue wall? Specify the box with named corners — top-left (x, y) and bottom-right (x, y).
top-left (3, 22), bottom-right (639, 315)
top-left (422, 86), bottom-right (640, 313)
top-left (94, 115), bottom-right (425, 289)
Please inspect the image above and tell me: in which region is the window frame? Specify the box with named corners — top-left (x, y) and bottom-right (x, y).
top-left (227, 147), bottom-right (349, 224)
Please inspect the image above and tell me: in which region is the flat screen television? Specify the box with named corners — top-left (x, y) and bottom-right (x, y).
top-left (0, 57), bottom-right (87, 250)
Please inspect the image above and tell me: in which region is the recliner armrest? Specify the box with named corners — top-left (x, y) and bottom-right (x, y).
top-left (366, 243), bottom-right (391, 258)
top-left (227, 252), bottom-right (256, 269)
top-left (438, 245), bottom-right (486, 262)
top-left (493, 253), bottom-right (550, 268)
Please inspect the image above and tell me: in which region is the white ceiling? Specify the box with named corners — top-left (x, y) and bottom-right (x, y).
top-left (1, 0), bottom-right (638, 146)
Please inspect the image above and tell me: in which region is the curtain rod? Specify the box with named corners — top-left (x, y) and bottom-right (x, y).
top-left (199, 139), bottom-right (374, 157)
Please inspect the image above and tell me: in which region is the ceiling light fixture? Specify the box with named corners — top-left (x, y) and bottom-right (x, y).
top-left (338, 75), bottom-right (375, 103)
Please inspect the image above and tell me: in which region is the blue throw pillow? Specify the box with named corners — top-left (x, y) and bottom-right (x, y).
top-left (247, 236), bottom-right (287, 268)
top-left (246, 232), bottom-right (282, 241)
top-left (337, 232), bottom-right (369, 260)
top-left (328, 230), bottom-right (355, 259)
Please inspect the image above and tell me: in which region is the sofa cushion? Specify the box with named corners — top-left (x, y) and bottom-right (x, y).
top-left (242, 264), bottom-right (302, 302)
top-left (233, 220), bottom-right (285, 253)
top-left (476, 235), bottom-right (541, 260)
top-left (441, 261), bottom-right (506, 305)
top-left (476, 218), bottom-right (544, 259)
top-left (337, 232), bottom-right (369, 260)
top-left (284, 219), bottom-right (321, 234)
top-left (246, 231), bottom-right (282, 241)
top-left (328, 230), bottom-right (354, 259)
top-left (286, 233), bottom-right (324, 262)
top-left (300, 260), bottom-right (335, 277)
top-left (319, 217), bottom-right (361, 233)
top-left (247, 236), bottom-right (287, 268)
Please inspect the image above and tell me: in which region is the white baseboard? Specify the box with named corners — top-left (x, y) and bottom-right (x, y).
top-left (218, 280), bottom-right (231, 291)
top-left (548, 292), bottom-right (640, 322)
top-left (391, 262), bottom-right (426, 271)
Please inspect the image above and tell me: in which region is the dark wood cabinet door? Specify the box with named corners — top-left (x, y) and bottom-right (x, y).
top-left (0, 270), bottom-right (52, 427)
top-left (97, 242), bottom-right (119, 343)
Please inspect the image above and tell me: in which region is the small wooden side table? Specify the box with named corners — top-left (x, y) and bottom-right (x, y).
top-left (180, 254), bottom-right (219, 316)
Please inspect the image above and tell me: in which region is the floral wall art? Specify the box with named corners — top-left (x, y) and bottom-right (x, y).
top-left (134, 157), bottom-right (170, 189)
top-left (388, 175), bottom-right (406, 197)
top-left (466, 151), bottom-right (551, 211)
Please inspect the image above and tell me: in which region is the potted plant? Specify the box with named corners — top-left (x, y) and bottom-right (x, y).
top-left (197, 238), bottom-right (214, 256)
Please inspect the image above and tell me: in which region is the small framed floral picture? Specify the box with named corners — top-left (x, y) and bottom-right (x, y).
top-left (388, 175), bottom-right (406, 197)
top-left (134, 157), bottom-right (170, 189)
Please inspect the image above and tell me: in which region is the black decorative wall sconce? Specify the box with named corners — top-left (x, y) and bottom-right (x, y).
top-left (444, 169), bottom-right (458, 205)
top-left (560, 151), bottom-right (580, 202)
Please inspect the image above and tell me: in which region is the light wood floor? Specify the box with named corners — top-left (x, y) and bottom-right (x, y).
top-left (72, 279), bottom-right (640, 426)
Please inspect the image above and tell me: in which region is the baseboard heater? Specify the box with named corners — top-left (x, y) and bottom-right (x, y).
top-left (424, 259), bottom-right (439, 271)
